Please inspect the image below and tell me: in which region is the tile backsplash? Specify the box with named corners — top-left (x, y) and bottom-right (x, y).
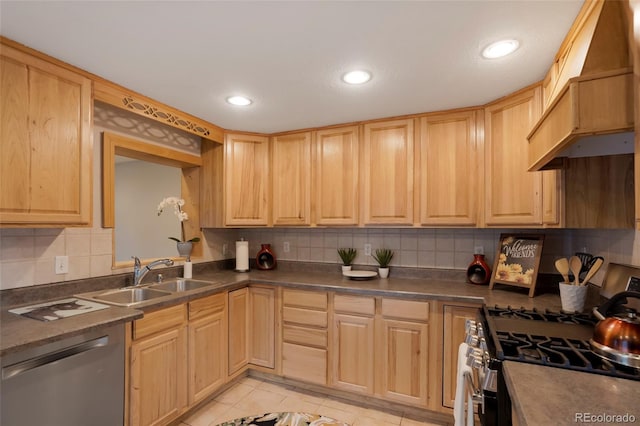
top-left (3, 225), bottom-right (637, 291)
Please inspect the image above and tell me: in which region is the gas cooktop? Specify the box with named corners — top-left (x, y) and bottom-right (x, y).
top-left (483, 305), bottom-right (640, 381)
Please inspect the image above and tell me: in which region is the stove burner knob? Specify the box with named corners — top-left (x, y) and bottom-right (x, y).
top-left (465, 320), bottom-right (477, 334)
top-left (465, 334), bottom-right (479, 347)
top-left (466, 346), bottom-right (482, 357)
top-left (471, 357), bottom-right (484, 370)
top-left (466, 352), bottom-right (484, 369)
top-left (479, 337), bottom-right (488, 351)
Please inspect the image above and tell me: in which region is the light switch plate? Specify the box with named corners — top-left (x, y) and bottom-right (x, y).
top-left (364, 244), bottom-right (372, 256)
top-left (55, 256), bottom-right (69, 274)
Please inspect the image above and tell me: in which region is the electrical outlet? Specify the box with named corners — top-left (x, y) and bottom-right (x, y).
top-left (283, 242), bottom-right (290, 253)
top-left (474, 246), bottom-right (484, 255)
top-left (222, 243), bottom-right (228, 256)
top-left (55, 256), bottom-right (69, 274)
top-left (364, 243), bottom-right (372, 256)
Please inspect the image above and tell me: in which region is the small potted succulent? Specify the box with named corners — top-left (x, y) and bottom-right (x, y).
top-left (372, 248), bottom-right (394, 278)
top-left (337, 248), bottom-right (357, 272)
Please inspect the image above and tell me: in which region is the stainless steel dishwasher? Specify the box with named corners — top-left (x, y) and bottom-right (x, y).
top-left (1, 323), bottom-right (125, 426)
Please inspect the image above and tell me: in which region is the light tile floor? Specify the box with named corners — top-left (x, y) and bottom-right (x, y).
top-left (179, 376), bottom-right (445, 426)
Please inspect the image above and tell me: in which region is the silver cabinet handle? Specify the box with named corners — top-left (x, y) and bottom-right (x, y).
top-left (2, 336), bottom-right (108, 380)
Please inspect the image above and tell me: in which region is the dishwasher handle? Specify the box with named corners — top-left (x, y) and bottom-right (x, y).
top-left (2, 335), bottom-right (109, 380)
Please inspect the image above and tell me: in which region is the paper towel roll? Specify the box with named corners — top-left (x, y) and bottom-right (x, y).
top-left (183, 261), bottom-right (192, 279)
top-left (236, 240), bottom-right (249, 272)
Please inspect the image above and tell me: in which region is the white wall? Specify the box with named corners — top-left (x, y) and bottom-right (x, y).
top-left (114, 159), bottom-right (182, 261)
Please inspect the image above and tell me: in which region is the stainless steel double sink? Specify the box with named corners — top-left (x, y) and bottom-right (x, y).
top-left (76, 279), bottom-right (222, 307)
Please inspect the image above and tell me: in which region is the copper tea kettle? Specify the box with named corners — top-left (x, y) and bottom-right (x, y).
top-left (590, 291), bottom-right (640, 369)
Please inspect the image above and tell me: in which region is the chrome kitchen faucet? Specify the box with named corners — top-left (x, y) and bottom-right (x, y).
top-left (132, 257), bottom-right (174, 285)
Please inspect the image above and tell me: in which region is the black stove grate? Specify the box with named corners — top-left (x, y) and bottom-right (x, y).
top-left (486, 305), bottom-right (598, 326)
top-left (495, 331), bottom-right (640, 381)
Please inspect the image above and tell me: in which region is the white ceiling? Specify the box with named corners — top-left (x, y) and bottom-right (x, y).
top-left (1, 1), bottom-right (583, 134)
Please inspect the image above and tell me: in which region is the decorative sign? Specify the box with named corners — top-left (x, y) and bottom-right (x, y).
top-left (489, 234), bottom-right (545, 297)
top-left (627, 276), bottom-right (640, 293)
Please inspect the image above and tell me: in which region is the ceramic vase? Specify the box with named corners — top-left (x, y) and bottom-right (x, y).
top-left (342, 265), bottom-right (352, 273)
top-left (466, 254), bottom-right (491, 285)
top-left (176, 241), bottom-right (193, 259)
top-left (378, 267), bottom-right (390, 278)
top-left (256, 243), bottom-right (277, 270)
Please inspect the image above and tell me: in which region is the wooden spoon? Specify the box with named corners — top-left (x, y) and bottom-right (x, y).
top-left (580, 257), bottom-right (603, 286)
top-left (569, 256), bottom-right (582, 286)
top-left (555, 258), bottom-right (570, 283)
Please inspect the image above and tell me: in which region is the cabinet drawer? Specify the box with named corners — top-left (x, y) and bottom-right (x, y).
top-left (282, 342), bottom-right (327, 385)
top-left (334, 294), bottom-right (375, 316)
top-left (189, 292), bottom-right (226, 321)
top-left (283, 324), bottom-right (328, 348)
top-left (283, 289), bottom-right (327, 310)
top-left (133, 304), bottom-right (186, 340)
top-left (283, 306), bottom-right (328, 328)
top-left (381, 298), bottom-right (430, 322)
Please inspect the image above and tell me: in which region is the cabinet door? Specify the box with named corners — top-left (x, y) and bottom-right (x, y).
top-left (249, 286), bottom-right (275, 368)
top-left (224, 133), bottom-right (270, 226)
top-left (542, 169), bottom-right (562, 226)
top-left (313, 126), bottom-right (359, 225)
top-left (379, 319), bottom-right (429, 407)
top-left (188, 309), bottom-right (227, 405)
top-left (331, 313), bottom-right (375, 394)
top-left (271, 132), bottom-right (311, 225)
top-left (228, 288), bottom-right (249, 375)
top-left (130, 327), bottom-right (187, 426)
top-left (442, 305), bottom-right (479, 409)
top-left (418, 111), bottom-right (478, 226)
top-left (282, 342), bottom-right (327, 385)
top-left (0, 44), bottom-right (92, 225)
top-left (362, 119), bottom-right (414, 225)
top-left (484, 86), bottom-right (546, 225)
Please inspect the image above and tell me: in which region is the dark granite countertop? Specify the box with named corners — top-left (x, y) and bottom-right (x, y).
top-left (504, 361), bottom-right (640, 425)
top-left (1, 266), bottom-right (593, 357)
top-left (0, 304), bottom-right (143, 357)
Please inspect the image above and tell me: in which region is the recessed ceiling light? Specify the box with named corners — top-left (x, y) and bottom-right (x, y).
top-left (481, 39), bottom-right (520, 59)
top-left (226, 96), bottom-right (252, 106)
top-left (342, 70), bottom-right (372, 85)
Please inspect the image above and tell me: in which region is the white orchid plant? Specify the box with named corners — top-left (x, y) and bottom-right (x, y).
top-left (157, 197), bottom-right (201, 243)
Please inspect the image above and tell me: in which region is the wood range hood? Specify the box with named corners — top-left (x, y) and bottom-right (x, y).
top-left (528, 0), bottom-right (634, 171)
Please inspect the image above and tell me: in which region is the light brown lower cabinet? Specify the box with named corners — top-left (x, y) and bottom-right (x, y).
top-left (249, 286), bottom-right (276, 369)
top-left (127, 286), bottom-right (480, 425)
top-left (331, 294), bottom-right (376, 394)
top-left (130, 305), bottom-right (188, 426)
top-left (378, 298), bottom-right (430, 407)
top-left (281, 289), bottom-right (328, 385)
top-left (188, 293), bottom-right (228, 406)
top-left (129, 294), bottom-right (231, 426)
top-left (228, 287), bottom-right (249, 375)
top-left (441, 304), bottom-right (480, 409)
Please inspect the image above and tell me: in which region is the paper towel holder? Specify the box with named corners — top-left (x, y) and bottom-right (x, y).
top-left (235, 239), bottom-right (250, 272)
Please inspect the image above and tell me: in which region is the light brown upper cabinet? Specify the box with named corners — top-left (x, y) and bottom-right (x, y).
top-left (271, 132), bottom-right (312, 226)
top-left (1, 42), bottom-right (92, 226)
top-left (418, 111), bottom-right (479, 226)
top-left (223, 133), bottom-right (270, 226)
top-left (362, 119), bottom-right (415, 225)
top-left (313, 126), bottom-right (359, 225)
top-left (484, 86), bottom-right (560, 226)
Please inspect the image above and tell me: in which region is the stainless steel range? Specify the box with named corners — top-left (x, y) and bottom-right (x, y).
top-left (464, 304), bottom-right (640, 426)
